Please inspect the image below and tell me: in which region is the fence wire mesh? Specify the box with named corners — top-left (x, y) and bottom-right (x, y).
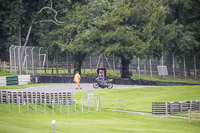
top-left (9, 45), bottom-right (199, 78)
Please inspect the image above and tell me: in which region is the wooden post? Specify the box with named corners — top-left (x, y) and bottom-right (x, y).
top-left (21, 92), bottom-right (24, 105)
top-left (188, 110), bottom-right (191, 123)
top-left (152, 103), bottom-right (155, 115)
top-left (180, 102), bottom-right (182, 113)
top-left (0, 91), bottom-right (2, 104)
top-left (170, 102), bottom-right (173, 114)
top-left (11, 92), bottom-right (14, 104)
top-left (124, 99), bottom-right (126, 113)
top-left (189, 101), bottom-right (192, 111)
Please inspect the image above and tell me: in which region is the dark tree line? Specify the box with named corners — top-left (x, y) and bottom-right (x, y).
top-left (0, 0), bottom-right (199, 78)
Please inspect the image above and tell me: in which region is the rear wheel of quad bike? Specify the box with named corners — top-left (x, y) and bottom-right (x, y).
top-left (107, 83), bottom-right (113, 89)
top-left (93, 83), bottom-right (99, 89)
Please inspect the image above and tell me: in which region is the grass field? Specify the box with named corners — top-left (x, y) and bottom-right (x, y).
top-left (0, 85), bottom-right (200, 133)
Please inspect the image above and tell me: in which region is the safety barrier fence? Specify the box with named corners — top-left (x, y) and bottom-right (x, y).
top-left (152, 101), bottom-right (200, 115)
top-left (0, 75), bottom-right (31, 86)
top-left (0, 91), bottom-right (74, 105)
top-left (99, 97), bottom-right (126, 112)
top-left (188, 110), bottom-right (200, 123)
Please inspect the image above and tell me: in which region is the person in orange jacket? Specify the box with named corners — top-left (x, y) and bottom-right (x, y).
top-left (74, 71), bottom-right (82, 89)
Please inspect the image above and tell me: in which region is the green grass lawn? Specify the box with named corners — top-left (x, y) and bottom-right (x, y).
top-left (0, 85), bottom-right (200, 133)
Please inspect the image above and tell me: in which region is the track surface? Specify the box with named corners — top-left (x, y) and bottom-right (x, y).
top-left (5, 84), bottom-right (148, 93)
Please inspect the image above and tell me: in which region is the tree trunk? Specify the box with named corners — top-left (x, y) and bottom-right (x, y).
top-left (73, 53), bottom-right (86, 75)
top-left (121, 56), bottom-right (131, 78)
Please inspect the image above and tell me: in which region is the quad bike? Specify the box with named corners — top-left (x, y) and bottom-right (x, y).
top-left (93, 78), bottom-right (113, 89)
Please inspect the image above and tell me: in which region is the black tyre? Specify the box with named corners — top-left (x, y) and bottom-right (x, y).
top-left (93, 83), bottom-right (99, 89)
top-left (107, 83), bottom-right (113, 89)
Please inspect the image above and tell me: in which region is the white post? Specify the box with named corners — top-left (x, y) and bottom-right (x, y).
top-left (172, 53), bottom-right (175, 78)
top-left (68, 101), bottom-right (69, 115)
top-left (44, 99), bottom-right (46, 115)
top-left (18, 46), bottom-right (22, 75)
top-left (52, 100), bottom-right (54, 116)
top-left (162, 54), bottom-right (164, 78)
top-left (9, 45), bottom-right (13, 73)
top-left (14, 46), bottom-right (18, 74)
top-left (74, 100), bottom-right (76, 113)
top-left (90, 56), bottom-right (92, 72)
top-left (8, 96), bottom-right (10, 113)
top-left (18, 97), bottom-right (20, 114)
top-left (150, 58), bottom-right (152, 77)
top-left (31, 47), bottom-right (35, 75)
top-left (194, 55), bottom-right (197, 78)
top-left (25, 46), bottom-right (29, 75)
top-left (113, 53), bottom-right (115, 71)
top-left (27, 97), bottom-right (29, 114)
top-left (60, 100), bottom-right (62, 116)
top-left (95, 97), bottom-right (97, 111)
top-left (165, 102), bottom-right (168, 115)
top-left (81, 93), bottom-right (84, 114)
top-left (88, 97), bottom-right (90, 112)
top-left (183, 54), bottom-right (186, 78)
top-left (35, 99), bottom-right (37, 116)
top-left (138, 57), bottom-right (140, 77)
top-left (39, 47), bottom-right (42, 75)
top-left (52, 120), bottom-right (56, 133)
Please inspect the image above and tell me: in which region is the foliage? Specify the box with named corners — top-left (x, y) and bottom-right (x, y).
top-left (0, 0), bottom-right (200, 78)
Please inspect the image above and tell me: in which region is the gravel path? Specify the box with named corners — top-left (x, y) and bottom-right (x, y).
top-left (4, 84), bottom-right (148, 93)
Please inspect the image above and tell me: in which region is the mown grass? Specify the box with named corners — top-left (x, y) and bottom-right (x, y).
top-left (0, 85), bottom-right (200, 132)
top-left (0, 104), bottom-right (200, 133)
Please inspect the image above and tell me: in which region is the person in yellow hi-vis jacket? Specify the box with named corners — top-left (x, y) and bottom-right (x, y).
top-left (74, 71), bottom-right (82, 89)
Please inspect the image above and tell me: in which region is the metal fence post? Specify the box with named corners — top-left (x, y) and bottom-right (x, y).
top-left (165, 102), bottom-right (168, 115)
top-left (18, 97), bottom-right (20, 114)
top-left (81, 93), bottom-right (84, 114)
top-left (31, 47), bottom-right (35, 75)
top-left (14, 46), bottom-right (18, 74)
top-left (8, 96), bottom-right (10, 113)
top-left (88, 97), bottom-right (90, 112)
top-left (138, 57), bottom-right (140, 77)
top-left (99, 95), bottom-right (101, 111)
top-left (183, 54), bottom-right (186, 78)
top-left (44, 99), bottom-right (46, 115)
top-left (124, 99), bottom-right (126, 113)
top-left (52, 100), bottom-right (54, 116)
top-left (39, 47), bottom-right (42, 75)
top-left (35, 99), bottom-right (37, 116)
top-left (74, 100), bottom-right (76, 113)
top-left (172, 53), bottom-right (175, 78)
top-left (60, 100), bottom-right (62, 116)
top-left (18, 46), bottom-right (22, 75)
top-left (27, 97), bottom-right (29, 114)
top-left (9, 45), bottom-right (13, 73)
top-left (68, 100), bottom-right (70, 115)
top-left (194, 55), bottom-right (197, 78)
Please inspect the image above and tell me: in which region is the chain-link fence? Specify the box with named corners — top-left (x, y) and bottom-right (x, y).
top-left (9, 45), bottom-right (199, 78)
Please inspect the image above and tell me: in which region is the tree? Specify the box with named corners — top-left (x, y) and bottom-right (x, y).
top-left (47, 1), bottom-right (100, 74)
top-left (98, 0), bottom-right (176, 78)
top-left (0, 0), bottom-right (25, 60)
